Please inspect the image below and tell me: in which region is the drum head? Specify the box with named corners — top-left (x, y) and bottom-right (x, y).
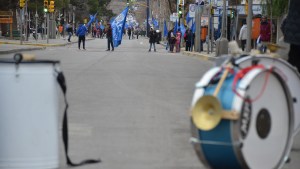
top-left (233, 69), bottom-right (293, 169)
top-left (235, 56), bottom-right (300, 135)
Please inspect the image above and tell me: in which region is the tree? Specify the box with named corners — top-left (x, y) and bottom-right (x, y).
top-left (261, 0), bottom-right (289, 43)
top-left (261, 0), bottom-right (289, 17)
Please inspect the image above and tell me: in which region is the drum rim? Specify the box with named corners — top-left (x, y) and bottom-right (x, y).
top-left (232, 68), bottom-right (294, 169)
top-left (190, 67), bottom-right (223, 168)
top-left (236, 55), bottom-right (300, 76)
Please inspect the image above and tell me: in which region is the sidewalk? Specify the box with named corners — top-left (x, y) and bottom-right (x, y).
top-left (0, 35), bottom-right (92, 54)
top-left (160, 41), bottom-right (217, 62)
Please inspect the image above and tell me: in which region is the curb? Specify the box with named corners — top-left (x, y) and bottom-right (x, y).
top-left (182, 51), bottom-right (217, 61)
top-left (159, 42), bottom-right (217, 62)
top-left (0, 38), bottom-right (94, 54)
top-left (0, 46), bottom-right (46, 54)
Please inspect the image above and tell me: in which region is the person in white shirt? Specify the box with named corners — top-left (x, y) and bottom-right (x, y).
top-left (239, 20), bottom-right (247, 51)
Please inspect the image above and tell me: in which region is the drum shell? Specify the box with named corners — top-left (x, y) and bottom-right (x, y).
top-left (0, 61), bottom-right (60, 169)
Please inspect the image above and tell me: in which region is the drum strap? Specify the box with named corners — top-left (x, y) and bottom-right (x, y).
top-left (56, 72), bottom-right (101, 166)
top-left (232, 65), bottom-right (272, 103)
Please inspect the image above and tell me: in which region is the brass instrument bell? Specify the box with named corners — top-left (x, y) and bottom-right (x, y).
top-left (191, 65), bottom-right (239, 131)
top-left (191, 95), bottom-right (222, 131)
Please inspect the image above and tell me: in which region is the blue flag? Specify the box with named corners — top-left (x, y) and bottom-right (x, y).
top-left (180, 23), bottom-right (186, 38)
top-left (163, 20), bottom-right (168, 37)
top-left (186, 12), bottom-right (192, 26)
top-left (100, 25), bottom-right (105, 30)
top-left (112, 7), bottom-right (129, 47)
top-left (191, 21), bottom-right (196, 33)
top-left (152, 17), bottom-right (159, 28)
top-left (173, 20), bottom-right (178, 35)
top-left (87, 13), bottom-right (97, 28)
top-left (109, 17), bottom-right (116, 24)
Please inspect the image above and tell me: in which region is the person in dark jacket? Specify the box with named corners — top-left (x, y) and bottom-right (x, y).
top-left (148, 27), bottom-right (157, 52)
top-left (106, 23), bottom-right (114, 51)
top-left (128, 28), bottom-right (132, 40)
top-left (184, 29), bottom-right (193, 51)
top-left (75, 16), bottom-right (95, 50)
top-left (167, 28), bottom-right (176, 52)
top-left (281, 0), bottom-right (300, 72)
top-left (76, 24), bottom-right (88, 50)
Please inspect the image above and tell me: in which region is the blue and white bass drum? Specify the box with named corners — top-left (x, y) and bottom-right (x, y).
top-left (190, 64), bottom-right (294, 169)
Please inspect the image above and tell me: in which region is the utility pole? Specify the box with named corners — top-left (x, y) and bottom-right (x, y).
top-left (246, 0), bottom-right (252, 52)
top-left (215, 0), bottom-right (228, 56)
top-left (35, 11), bottom-right (38, 43)
top-left (146, 0), bottom-right (149, 37)
top-left (47, 12), bottom-right (49, 43)
top-left (35, 0), bottom-right (38, 43)
top-left (195, 3), bottom-right (204, 52)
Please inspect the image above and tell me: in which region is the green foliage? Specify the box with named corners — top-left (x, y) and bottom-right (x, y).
top-left (261, 0), bottom-right (289, 17)
top-left (87, 0), bottom-right (98, 14)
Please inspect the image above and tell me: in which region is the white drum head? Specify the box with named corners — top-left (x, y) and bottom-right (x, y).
top-left (236, 56), bottom-right (300, 135)
top-left (233, 69), bottom-right (293, 169)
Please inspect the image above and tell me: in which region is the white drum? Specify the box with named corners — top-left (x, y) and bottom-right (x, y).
top-left (190, 66), bottom-right (294, 169)
top-left (234, 55), bottom-right (300, 135)
top-left (0, 57), bottom-right (60, 169)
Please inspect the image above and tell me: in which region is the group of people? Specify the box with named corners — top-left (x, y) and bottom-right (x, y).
top-left (237, 0), bottom-right (300, 73)
top-left (75, 22), bottom-right (114, 51)
top-left (238, 15), bottom-right (272, 52)
top-left (166, 27), bottom-right (195, 53)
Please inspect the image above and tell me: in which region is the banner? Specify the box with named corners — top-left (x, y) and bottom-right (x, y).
top-left (112, 7), bottom-right (129, 47)
top-left (180, 23), bottom-right (186, 37)
top-left (87, 13), bottom-right (97, 28)
top-left (152, 17), bottom-right (159, 29)
top-left (186, 12), bottom-right (194, 28)
top-left (191, 21), bottom-right (195, 33)
top-left (164, 20), bottom-right (168, 37)
top-left (173, 19), bottom-right (178, 35)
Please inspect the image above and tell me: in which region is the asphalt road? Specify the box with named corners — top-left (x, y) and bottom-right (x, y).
top-left (1, 36), bottom-right (300, 169)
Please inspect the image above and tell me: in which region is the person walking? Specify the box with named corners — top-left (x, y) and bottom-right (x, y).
top-left (281, 0), bottom-right (300, 72)
top-left (239, 19), bottom-right (247, 51)
top-left (184, 29), bottom-right (193, 51)
top-left (148, 27), bottom-right (157, 52)
top-left (136, 28), bottom-right (139, 39)
top-left (76, 23), bottom-right (88, 50)
top-left (128, 27), bottom-right (132, 40)
top-left (131, 27), bottom-right (135, 39)
top-left (168, 28), bottom-right (175, 53)
top-left (66, 22), bottom-right (73, 42)
top-left (175, 30), bottom-right (181, 53)
top-left (259, 16), bottom-right (271, 53)
top-left (106, 23), bottom-right (114, 51)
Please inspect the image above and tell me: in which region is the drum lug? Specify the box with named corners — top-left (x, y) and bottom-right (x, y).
top-left (284, 156), bottom-right (291, 163)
